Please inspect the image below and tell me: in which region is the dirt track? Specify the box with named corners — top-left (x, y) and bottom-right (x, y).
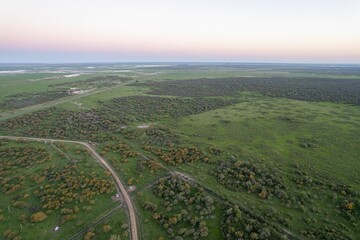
top-left (0, 135), bottom-right (138, 240)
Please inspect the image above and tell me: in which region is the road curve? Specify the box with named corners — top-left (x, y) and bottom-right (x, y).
top-left (0, 135), bottom-right (138, 240)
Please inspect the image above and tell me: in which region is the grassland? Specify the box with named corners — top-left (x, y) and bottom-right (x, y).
top-left (173, 93), bottom-right (360, 238)
top-left (0, 63), bottom-right (359, 239)
top-left (0, 140), bottom-right (127, 240)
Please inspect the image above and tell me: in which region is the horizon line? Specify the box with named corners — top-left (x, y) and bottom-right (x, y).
top-left (1, 61), bottom-right (360, 65)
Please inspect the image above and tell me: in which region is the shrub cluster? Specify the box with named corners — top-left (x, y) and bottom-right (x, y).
top-left (137, 158), bottom-right (163, 174)
top-left (214, 160), bottom-right (287, 200)
top-left (143, 176), bottom-right (216, 239)
top-left (221, 203), bottom-right (284, 240)
top-left (143, 145), bottom-right (211, 165)
top-left (33, 165), bottom-right (114, 210)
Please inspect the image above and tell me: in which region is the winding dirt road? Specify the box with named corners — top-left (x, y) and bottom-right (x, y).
top-left (0, 135), bottom-right (138, 240)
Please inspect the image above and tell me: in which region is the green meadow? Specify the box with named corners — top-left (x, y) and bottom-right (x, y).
top-left (0, 64), bottom-right (359, 239)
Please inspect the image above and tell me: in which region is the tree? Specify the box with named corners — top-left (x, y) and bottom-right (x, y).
top-left (258, 189), bottom-right (268, 199)
top-left (18, 214), bottom-right (27, 222)
top-left (103, 224), bottom-right (112, 233)
top-left (31, 212), bottom-right (47, 223)
top-left (168, 217), bottom-right (178, 225)
top-left (250, 232), bottom-right (259, 240)
top-left (3, 229), bottom-right (21, 240)
top-left (199, 227), bottom-right (209, 237)
top-left (345, 202), bottom-right (354, 210)
top-left (109, 235), bottom-right (121, 240)
top-left (84, 229), bottom-right (95, 240)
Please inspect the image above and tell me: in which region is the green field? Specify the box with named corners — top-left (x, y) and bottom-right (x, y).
top-left (0, 63), bottom-right (359, 239)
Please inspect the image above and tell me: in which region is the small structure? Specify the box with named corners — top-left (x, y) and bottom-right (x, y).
top-left (137, 123), bottom-right (154, 129)
top-left (68, 88), bottom-right (85, 95)
top-left (112, 193), bottom-right (122, 202)
top-left (64, 74), bottom-right (80, 78)
top-left (54, 226), bottom-right (60, 231)
top-left (128, 185), bottom-right (136, 192)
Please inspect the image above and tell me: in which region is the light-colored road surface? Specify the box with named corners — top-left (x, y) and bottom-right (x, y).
top-left (0, 135), bottom-right (138, 240)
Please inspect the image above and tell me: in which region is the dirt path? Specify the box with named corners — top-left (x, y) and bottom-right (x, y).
top-left (0, 135), bottom-right (138, 240)
top-left (69, 205), bottom-right (122, 240)
top-left (133, 148), bottom-right (301, 240)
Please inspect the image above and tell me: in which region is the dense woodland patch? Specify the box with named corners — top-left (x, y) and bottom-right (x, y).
top-left (0, 89), bottom-right (69, 110)
top-left (136, 77), bottom-right (360, 105)
top-left (0, 75), bottom-right (130, 111)
top-left (143, 145), bottom-right (212, 165)
top-left (52, 75), bottom-right (129, 89)
top-left (214, 160), bottom-right (287, 200)
top-left (0, 96), bottom-right (238, 141)
top-left (102, 96), bottom-right (238, 122)
top-left (141, 176), bottom-right (217, 239)
top-left (221, 203), bottom-right (285, 240)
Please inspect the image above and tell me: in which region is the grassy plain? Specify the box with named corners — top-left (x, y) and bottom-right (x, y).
top-left (173, 93), bottom-right (360, 236)
top-left (0, 63), bottom-right (359, 239)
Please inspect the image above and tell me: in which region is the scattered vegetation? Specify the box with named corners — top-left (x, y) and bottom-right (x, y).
top-left (221, 203), bottom-right (285, 240)
top-left (141, 175), bottom-right (217, 239)
top-left (137, 158), bottom-right (163, 174)
top-left (143, 145), bottom-right (212, 165)
top-left (142, 126), bottom-right (179, 146)
top-left (214, 160), bottom-right (287, 200)
top-left (1, 65), bottom-right (360, 239)
top-left (0, 141), bottom-right (117, 239)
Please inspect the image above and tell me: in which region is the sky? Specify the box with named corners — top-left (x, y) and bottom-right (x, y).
top-left (0, 0), bottom-right (360, 63)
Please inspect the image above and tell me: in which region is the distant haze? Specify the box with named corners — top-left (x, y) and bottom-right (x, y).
top-left (1, 0), bottom-right (360, 63)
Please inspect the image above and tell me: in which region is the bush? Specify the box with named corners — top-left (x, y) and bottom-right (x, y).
top-left (103, 224), bottom-right (112, 233)
top-left (31, 212), bottom-right (47, 223)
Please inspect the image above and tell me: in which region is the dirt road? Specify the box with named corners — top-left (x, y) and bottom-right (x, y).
top-left (0, 135), bottom-right (138, 240)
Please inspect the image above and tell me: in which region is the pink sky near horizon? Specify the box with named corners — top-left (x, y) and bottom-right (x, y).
top-left (1, 0), bottom-right (360, 62)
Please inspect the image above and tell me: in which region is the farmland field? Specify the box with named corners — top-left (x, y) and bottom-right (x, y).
top-left (0, 63), bottom-right (359, 240)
